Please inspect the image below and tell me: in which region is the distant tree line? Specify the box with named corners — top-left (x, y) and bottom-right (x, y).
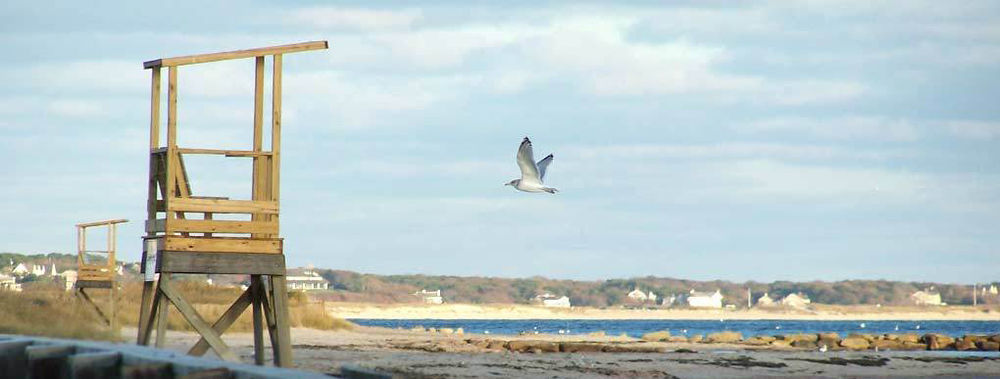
top-left (315, 269), bottom-right (999, 307)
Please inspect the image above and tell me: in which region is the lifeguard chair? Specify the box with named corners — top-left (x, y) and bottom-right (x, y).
top-left (75, 218), bottom-right (127, 332)
top-left (136, 41), bottom-right (328, 367)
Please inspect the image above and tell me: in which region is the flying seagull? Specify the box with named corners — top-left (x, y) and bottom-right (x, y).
top-left (506, 137), bottom-right (558, 194)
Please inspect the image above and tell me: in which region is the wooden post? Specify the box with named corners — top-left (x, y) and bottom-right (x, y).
top-left (251, 275), bottom-right (265, 365)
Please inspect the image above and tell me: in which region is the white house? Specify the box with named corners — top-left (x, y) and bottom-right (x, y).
top-left (911, 288), bottom-right (943, 306)
top-left (756, 292), bottom-right (775, 307)
top-left (31, 264), bottom-right (46, 276)
top-left (779, 293), bottom-right (812, 309)
top-left (59, 270), bottom-right (78, 291)
top-left (414, 289), bottom-right (443, 304)
top-left (627, 288), bottom-right (648, 302)
top-left (534, 293), bottom-right (571, 308)
top-left (647, 291), bottom-right (658, 302)
top-left (687, 289), bottom-right (724, 308)
top-left (0, 274), bottom-right (21, 292)
top-left (11, 263), bottom-right (28, 276)
top-left (285, 268), bottom-right (330, 291)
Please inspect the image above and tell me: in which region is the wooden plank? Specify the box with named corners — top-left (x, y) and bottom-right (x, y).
top-left (76, 280), bottom-right (114, 289)
top-left (150, 68), bottom-right (161, 149)
top-left (158, 251), bottom-right (286, 275)
top-left (162, 236), bottom-right (281, 254)
top-left (260, 278), bottom-right (279, 351)
top-left (67, 352), bottom-right (121, 379)
top-left (78, 288), bottom-right (112, 326)
top-left (271, 54), bottom-right (282, 207)
top-left (140, 286), bottom-right (162, 346)
top-left (250, 276), bottom-right (265, 365)
top-left (136, 281), bottom-right (155, 344)
top-left (168, 198), bottom-right (278, 214)
top-left (188, 286), bottom-right (253, 356)
top-left (0, 340), bottom-right (32, 379)
top-left (165, 66), bottom-right (178, 227)
top-left (167, 219), bottom-right (278, 235)
top-left (121, 363), bottom-right (172, 379)
top-left (155, 282), bottom-right (169, 348)
top-left (157, 277), bottom-right (240, 362)
top-left (269, 275), bottom-right (293, 367)
top-left (76, 219), bottom-right (129, 228)
top-left (144, 41), bottom-right (328, 69)
top-left (26, 345), bottom-right (75, 379)
top-left (176, 148), bottom-right (272, 157)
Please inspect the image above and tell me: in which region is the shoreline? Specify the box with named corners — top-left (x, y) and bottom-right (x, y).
top-left (327, 302), bottom-right (1000, 321)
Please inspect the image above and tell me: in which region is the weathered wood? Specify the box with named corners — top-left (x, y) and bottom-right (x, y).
top-left (251, 276), bottom-right (265, 365)
top-left (137, 281), bottom-right (155, 344)
top-left (168, 198), bottom-right (279, 214)
top-left (260, 278), bottom-right (280, 352)
top-left (149, 67), bottom-right (161, 150)
top-left (178, 367), bottom-right (232, 379)
top-left (76, 219), bottom-right (129, 228)
top-left (26, 345), bottom-right (75, 379)
top-left (271, 54), bottom-right (282, 212)
top-left (176, 148), bottom-right (273, 157)
top-left (158, 278), bottom-right (240, 362)
top-left (149, 219), bottom-right (279, 235)
top-left (188, 286), bottom-right (253, 356)
top-left (161, 236), bottom-right (282, 255)
top-left (78, 288), bottom-right (112, 326)
top-left (67, 351), bottom-right (121, 379)
top-left (121, 362), bottom-right (172, 379)
top-left (76, 280), bottom-right (114, 289)
top-left (155, 284), bottom-right (169, 349)
top-left (0, 339), bottom-right (32, 379)
top-left (144, 41), bottom-right (328, 69)
top-left (157, 251), bottom-right (286, 275)
top-left (140, 285), bottom-right (163, 346)
top-left (269, 275), bottom-right (293, 367)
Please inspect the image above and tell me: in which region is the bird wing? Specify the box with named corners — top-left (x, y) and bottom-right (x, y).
top-left (536, 154), bottom-right (553, 181)
top-left (516, 137), bottom-right (541, 184)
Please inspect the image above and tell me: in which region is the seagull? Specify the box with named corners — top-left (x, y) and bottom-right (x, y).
top-left (819, 344), bottom-right (828, 352)
top-left (506, 137), bottom-right (558, 194)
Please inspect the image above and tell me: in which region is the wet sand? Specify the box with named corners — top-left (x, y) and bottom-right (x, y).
top-left (123, 326), bottom-right (1000, 378)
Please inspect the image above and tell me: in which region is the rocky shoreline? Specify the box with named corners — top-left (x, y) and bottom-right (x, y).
top-left (396, 327), bottom-right (1000, 354)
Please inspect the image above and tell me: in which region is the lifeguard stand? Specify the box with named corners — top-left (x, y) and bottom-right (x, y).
top-left (136, 41), bottom-right (328, 367)
top-left (76, 218), bottom-right (127, 332)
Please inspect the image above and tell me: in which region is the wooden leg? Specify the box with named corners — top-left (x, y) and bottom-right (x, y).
top-left (269, 275), bottom-right (293, 367)
top-left (158, 276), bottom-right (239, 362)
top-left (78, 288), bottom-right (111, 326)
top-left (111, 283), bottom-right (119, 335)
top-left (137, 281), bottom-right (155, 344)
top-left (251, 275), bottom-right (265, 365)
top-left (188, 285), bottom-right (253, 356)
top-left (138, 285), bottom-right (160, 346)
top-left (154, 285), bottom-right (169, 349)
top-left (260, 278), bottom-right (279, 354)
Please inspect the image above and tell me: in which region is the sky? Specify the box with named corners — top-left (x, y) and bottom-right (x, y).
top-left (1, 1), bottom-right (998, 284)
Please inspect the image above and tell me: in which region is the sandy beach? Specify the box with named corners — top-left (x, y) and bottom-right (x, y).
top-left (327, 303), bottom-right (1000, 321)
top-left (132, 326), bottom-right (1000, 378)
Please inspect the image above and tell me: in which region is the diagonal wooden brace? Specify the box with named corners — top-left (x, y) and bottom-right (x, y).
top-left (157, 278), bottom-right (239, 362)
top-left (188, 284), bottom-right (253, 356)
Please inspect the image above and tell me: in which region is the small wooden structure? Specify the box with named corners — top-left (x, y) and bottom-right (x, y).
top-left (75, 219), bottom-right (127, 333)
top-left (136, 41), bottom-right (328, 367)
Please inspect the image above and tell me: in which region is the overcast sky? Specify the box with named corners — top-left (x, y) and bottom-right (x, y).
top-left (1, 1), bottom-right (998, 283)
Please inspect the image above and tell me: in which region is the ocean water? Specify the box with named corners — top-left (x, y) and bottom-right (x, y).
top-left (350, 319), bottom-right (1000, 339)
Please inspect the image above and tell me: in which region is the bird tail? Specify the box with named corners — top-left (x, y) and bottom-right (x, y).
top-left (543, 187), bottom-right (558, 194)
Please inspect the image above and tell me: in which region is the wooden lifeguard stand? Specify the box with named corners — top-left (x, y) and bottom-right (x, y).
top-left (136, 41), bottom-right (328, 367)
top-left (76, 218), bottom-right (128, 332)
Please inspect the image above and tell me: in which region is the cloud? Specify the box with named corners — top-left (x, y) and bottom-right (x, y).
top-left (739, 116), bottom-right (920, 141)
top-left (945, 120), bottom-right (1000, 140)
top-left (284, 7), bottom-right (422, 31)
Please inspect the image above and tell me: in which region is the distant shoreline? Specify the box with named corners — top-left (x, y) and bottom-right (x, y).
top-left (327, 302), bottom-right (1000, 321)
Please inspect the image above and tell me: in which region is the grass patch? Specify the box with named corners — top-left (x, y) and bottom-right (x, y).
top-left (1, 278), bottom-right (354, 341)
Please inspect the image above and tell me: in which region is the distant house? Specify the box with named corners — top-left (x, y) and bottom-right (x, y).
top-left (59, 270), bottom-right (78, 291)
top-left (414, 289), bottom-right (443, 304)
top-left (627, 288), bottom-right (658, 303)
top-left (534, 293), bottom-right (571, 308)
top-left (779, 293), bottom-right (811, 309)
top-left (31, 264), bottom-right (46, 276)
top-left (285, 268), bottom-right (330, 291)
top-left (911, 288), bottom-right (943, 306)
top-left (687, 289), bottom-right (723, 308)
top-left (661, 294), bottom-right (678, 307)
top-left (12, 263), bottom-right (28, 276)
top-left (756, 292), bottom-right (775, 307)
top-left (0, 274), bottom-right (21, 292)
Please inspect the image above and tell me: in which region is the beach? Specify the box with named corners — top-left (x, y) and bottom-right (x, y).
top-left (134, 325), bottom-right (1000, 378)
top-left (326, 302), bottom-right (1000, 321)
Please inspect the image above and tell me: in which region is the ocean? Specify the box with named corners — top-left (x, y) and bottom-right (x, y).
top-left (350, 319), bottom-right (1000, 339)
